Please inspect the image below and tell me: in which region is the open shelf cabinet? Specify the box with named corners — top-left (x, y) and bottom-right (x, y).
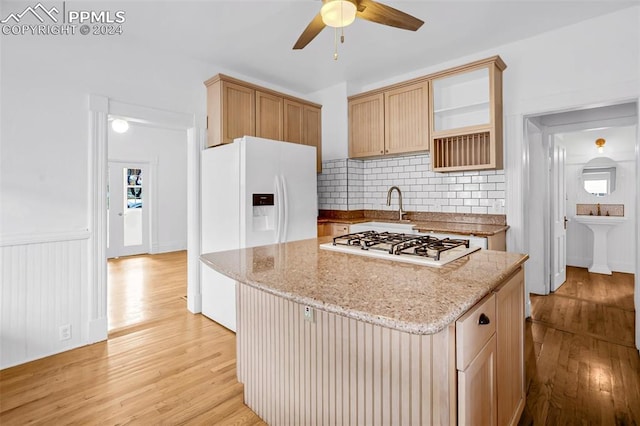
top-left (429, 56), bottom-right (506, 172)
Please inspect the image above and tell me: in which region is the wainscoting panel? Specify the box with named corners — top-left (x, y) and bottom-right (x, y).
top-left (1, 231), bottom-right (89, 369)
top-left (237, 283), bottom-right (456, 425)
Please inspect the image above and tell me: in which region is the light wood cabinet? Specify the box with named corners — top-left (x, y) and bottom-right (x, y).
top-left (206, 78), bottom-right (255, 147)
top-left (385, 81), bottom-right (430, 155)
top-left (302, 105), bottom-right (322, 172)
top-left (285, 100), bottom-right (322, 172)
top-left (317, 222), bottom-right (350, 237)
top-left (456, 266), bottom-right (525, 426)
top-left (347, 55), bottom-right (505, 170)
top-left (205, 74), bottom-right (322, 172)
top-left (495, 268), bottom-right (526, 426)
top-left (430, 56), bottom-right (506, 171)
top-left (255, 91), bottom-right (283, 141)
top-left (348, 82), bottom-right (429, 159)
top-left (458, 335), bottom-right (498, 426)
top-left (348, 93), bottom-right (385, 157)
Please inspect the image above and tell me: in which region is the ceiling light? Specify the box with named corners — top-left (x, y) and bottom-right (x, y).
top-left (321, 0), bottom-right (357, 28)
top-left (595, 138), bottom-right (605, 153)
top-left (111, 119), bottom-right (129, 133)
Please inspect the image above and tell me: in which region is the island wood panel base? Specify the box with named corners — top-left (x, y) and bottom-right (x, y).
top-left (237, 284), bottom-right (456, 426)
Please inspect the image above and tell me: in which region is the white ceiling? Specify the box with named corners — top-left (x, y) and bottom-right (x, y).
top-left (120, 0), bottom-right (637, 94)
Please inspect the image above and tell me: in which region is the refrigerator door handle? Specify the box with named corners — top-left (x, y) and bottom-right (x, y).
top-left (274, 175), bottom-right (282, 243)
top-left (280, 175), bottom-right (289, 242)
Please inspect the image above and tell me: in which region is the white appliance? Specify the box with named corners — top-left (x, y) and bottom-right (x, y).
top-left (200, 136), bottom-right (318, 331)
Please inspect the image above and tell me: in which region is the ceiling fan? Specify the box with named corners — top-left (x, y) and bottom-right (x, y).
top-left (293, 0), bottom-right (424, 51)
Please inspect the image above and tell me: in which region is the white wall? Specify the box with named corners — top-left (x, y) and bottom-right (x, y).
top-left (564, 126), bottom-right (637, 273)
top-left (109, 124), bottom-right (188, 253)
top-left (310, 82), bottom-right (349, 161)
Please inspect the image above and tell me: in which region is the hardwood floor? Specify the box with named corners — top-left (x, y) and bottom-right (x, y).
top-left (520, 266), bottom-right (640, 425)
top-left (107, 251), bottom-right (189, 334)
top-left (1, 257), bottom-right (637, 425)
top-left (0, 251), bottom-right (265, 425)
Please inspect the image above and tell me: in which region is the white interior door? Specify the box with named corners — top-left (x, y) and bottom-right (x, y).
top-left (550, 141), bottom-right (567, 291)
top-left (107, 162), bottom-right (150, 258)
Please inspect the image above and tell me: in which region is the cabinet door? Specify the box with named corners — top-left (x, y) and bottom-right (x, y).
top-left (303, 105), bottom-right (322, 172)
top-left (284, 99), bottom-right (304, 144)
top-left (384, 81), bottom-right (429, 155)
top-left (495, 268), bottom-right (525, 426)
top-left (222, 81), bottom-right (255, 144)
top-left (348, 93), bottom-right (385, 158)
top-left (256, 91), bottom-right (283, 140)
top-left (458, 335), bottom-right (497, 426)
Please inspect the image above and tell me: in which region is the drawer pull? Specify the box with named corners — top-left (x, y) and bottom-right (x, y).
top-left (478, 313), bottom-right (490, 325)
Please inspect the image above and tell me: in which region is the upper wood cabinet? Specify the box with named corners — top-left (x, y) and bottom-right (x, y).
top-left (348, 93), bottom-right (385, 157)
top-left (347, 55), bottom-right (505, 171)
top-left (256, 91), bottom-right (283, 141)
top-left (206, 78), bottom-right (255, 146)
top-left (283, 99), bottom-right (303, 143)
top-left (284, 100), bottom-right (323, 172)
top-left (204, 74), bottom-right (322, 172)
top-left (385, 81), bottom-right (430, 155)
top-left (430, 56), bottom-right (506, 172)
top-left (349, 82), bottom-right (428, 159)
top-left (303, 105), bottom-right (322, 172)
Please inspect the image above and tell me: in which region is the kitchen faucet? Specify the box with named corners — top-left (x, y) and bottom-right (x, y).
top-left (387, 186), bottom-right (405, 221)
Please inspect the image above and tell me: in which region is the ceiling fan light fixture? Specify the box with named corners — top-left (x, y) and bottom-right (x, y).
top-left (321, 0), bottom-right (357, 28)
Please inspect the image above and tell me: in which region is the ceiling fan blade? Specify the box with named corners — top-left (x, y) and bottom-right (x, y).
top-left (293, 12), bottom-right (326, 50)
top-left (356, 0), bottom-right (424, 31)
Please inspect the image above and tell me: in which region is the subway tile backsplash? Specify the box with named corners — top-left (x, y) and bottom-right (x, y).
top-left (317, 153), bottom-right (506, 214)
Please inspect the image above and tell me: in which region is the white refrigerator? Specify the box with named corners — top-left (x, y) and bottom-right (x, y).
top-left (200, 136), bottom-right (318, 331)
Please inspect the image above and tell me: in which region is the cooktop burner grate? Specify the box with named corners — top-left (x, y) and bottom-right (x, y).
top-left (332, 231), bottom-right (471, 261)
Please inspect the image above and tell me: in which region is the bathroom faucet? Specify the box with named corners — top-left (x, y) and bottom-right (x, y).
top-left (387, 186), bottom-right (405, 221)
top-left (597, 203), bottom-right (601, 216)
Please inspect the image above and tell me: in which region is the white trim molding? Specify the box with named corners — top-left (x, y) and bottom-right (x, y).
top-left (88, 95), bottom-right (109, 344)
top-left (0, 229), bottom-right (90, 247)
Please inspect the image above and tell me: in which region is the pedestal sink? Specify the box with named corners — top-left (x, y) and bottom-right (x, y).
top-left (573, 215), bottom-right (627, 275)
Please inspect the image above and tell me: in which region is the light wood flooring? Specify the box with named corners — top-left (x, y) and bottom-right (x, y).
top-left (519, 266), bottom-right (639, 425)
top-left (1, 256), bottom-right (638, 425)
top-left (0, 251), bottom-right (265, 425)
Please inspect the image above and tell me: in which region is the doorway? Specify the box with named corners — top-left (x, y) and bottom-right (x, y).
top-left (107, 162), bottom-right (150, 258)
top-left (524, 102), bottom-right (638, 311)
top-left (87, 95), bottom-right (202, 344)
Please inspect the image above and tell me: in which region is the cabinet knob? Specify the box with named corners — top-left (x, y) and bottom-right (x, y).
top-left (478, 313), bottom-right (490, 325)
top-left (380, 150), bottom-right (384, 154)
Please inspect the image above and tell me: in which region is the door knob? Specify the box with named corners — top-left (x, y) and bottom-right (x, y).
top-left (564, 216), bottom-right (568, 229)
top-left (118, 212), bottom-right (124, 217)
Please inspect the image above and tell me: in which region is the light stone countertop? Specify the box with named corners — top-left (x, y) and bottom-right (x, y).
top-left (317, 218), bottom-right (508, 236)
top-left (201, 237), bottom-right (528, 335)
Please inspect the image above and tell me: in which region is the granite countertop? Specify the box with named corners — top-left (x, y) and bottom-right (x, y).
top-left (410, 220), bottom-right (509, 236)
top-left (317, 210), bottom-right (509, 236)
top-left (317, 218), bottom-right (508, 236)
top-left (201, 237), bottom-right (528, 335)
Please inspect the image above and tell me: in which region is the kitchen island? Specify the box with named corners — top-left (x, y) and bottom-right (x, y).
top-left (201, 237), bottom-right (528, 425)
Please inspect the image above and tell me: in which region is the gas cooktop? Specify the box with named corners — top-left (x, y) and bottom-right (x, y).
top-left (319, 231), bottom-right (481, 267)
